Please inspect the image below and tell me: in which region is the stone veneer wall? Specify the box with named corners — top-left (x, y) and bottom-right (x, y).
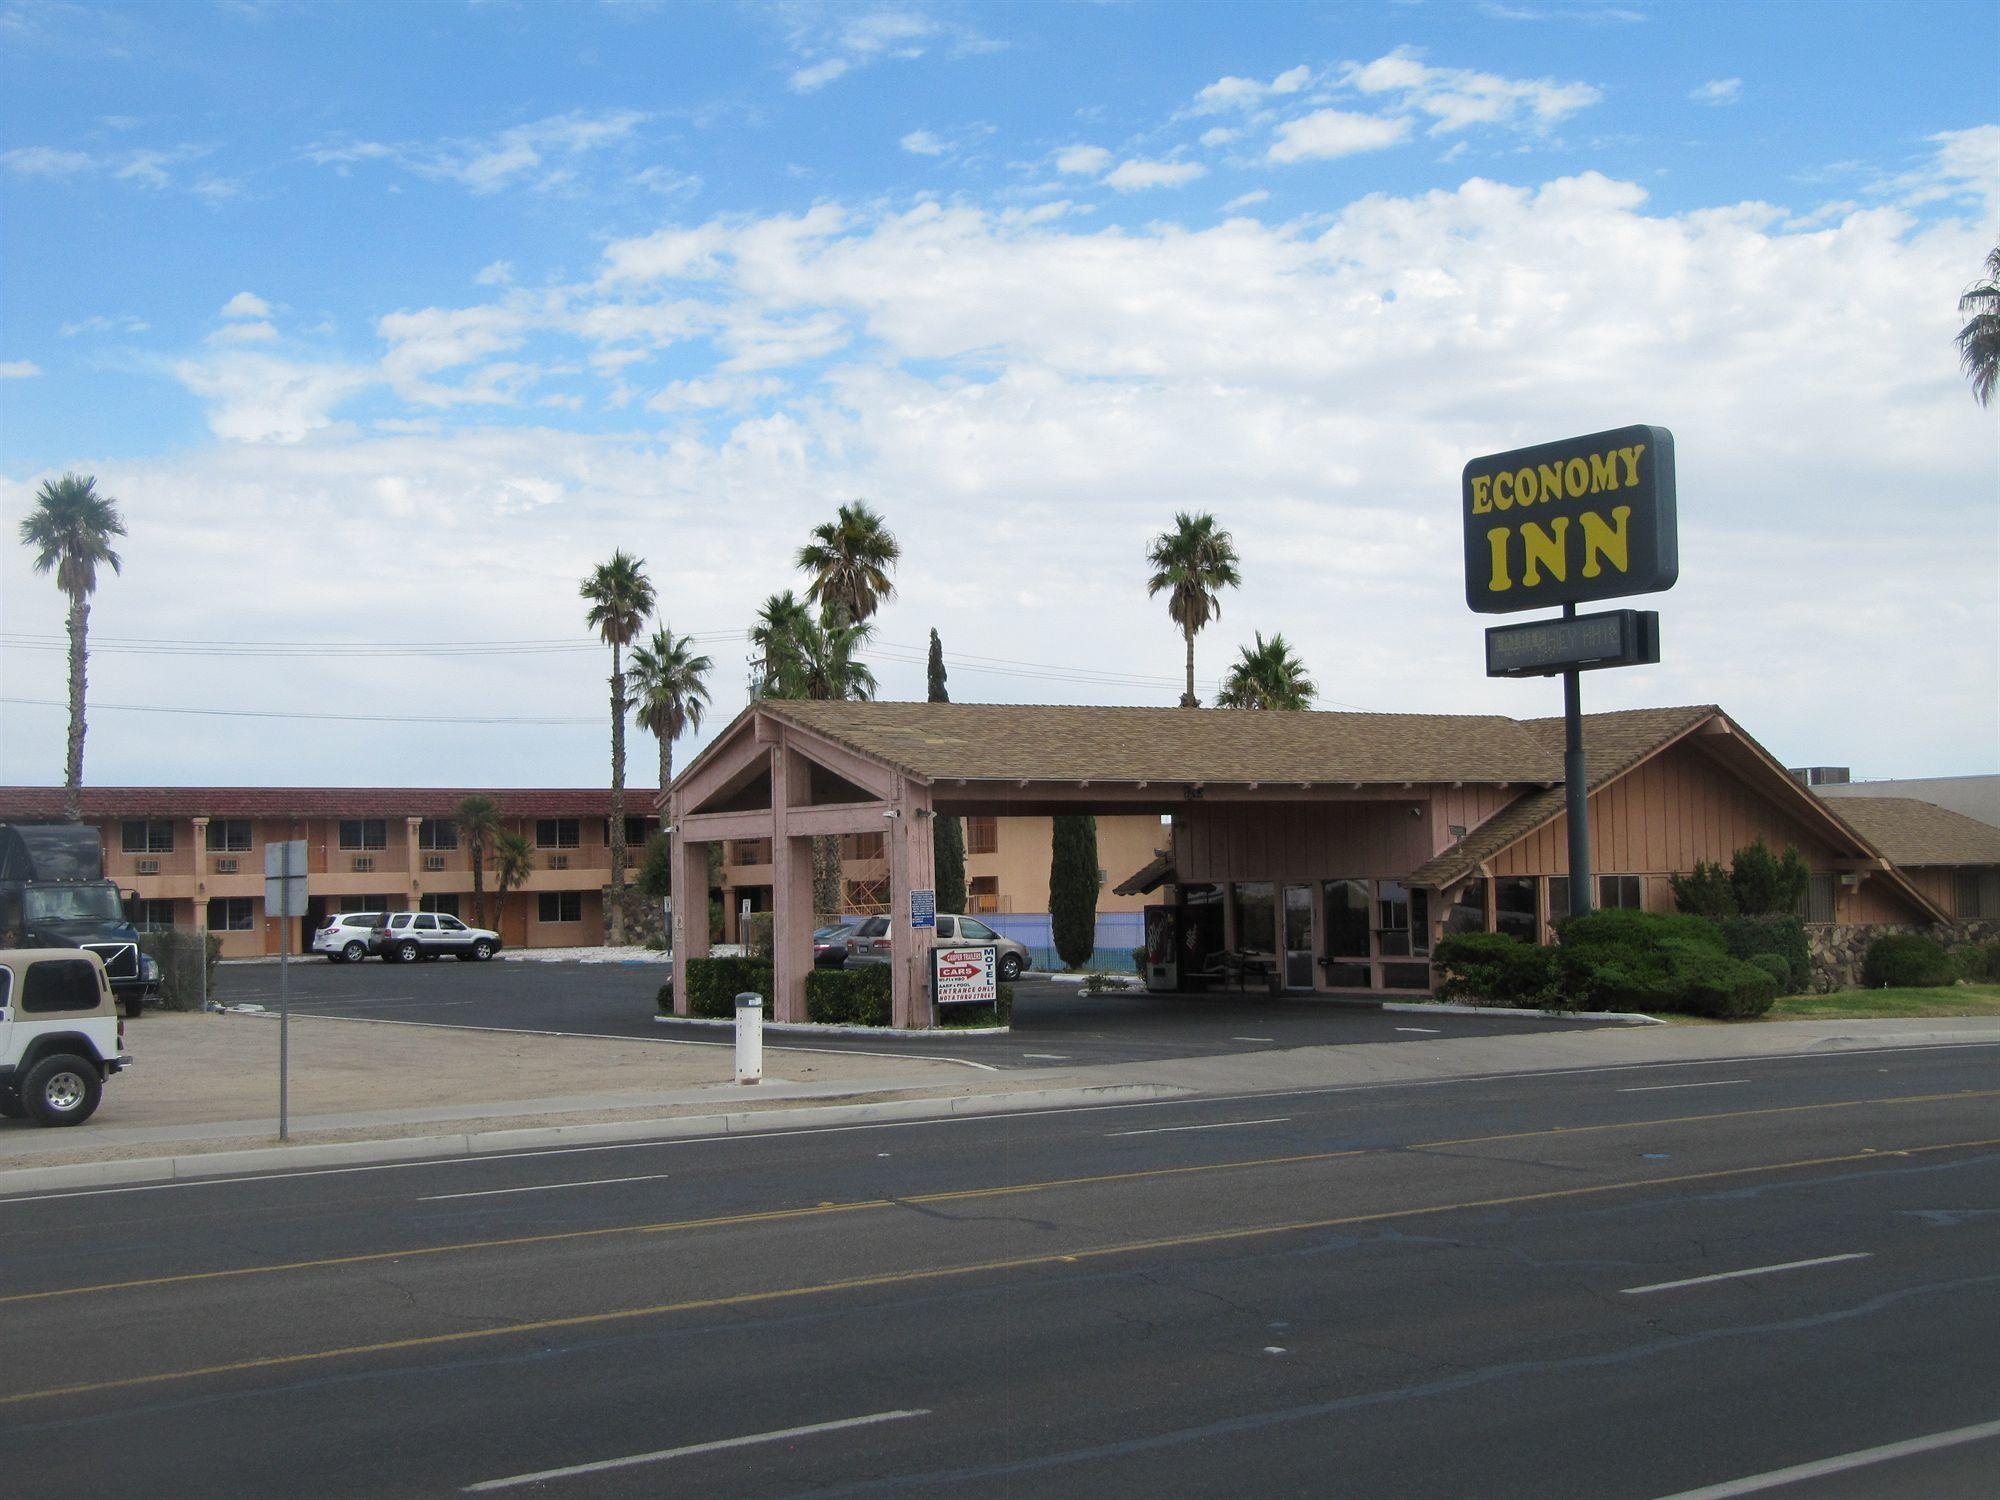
top-left (603, 887), bottom-right (666, 948)
top-left (1807, 918), bottom-right (2000, 991)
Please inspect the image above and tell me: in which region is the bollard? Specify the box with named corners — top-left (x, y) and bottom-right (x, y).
top-left (734, 991), bottom-right (764, 1085)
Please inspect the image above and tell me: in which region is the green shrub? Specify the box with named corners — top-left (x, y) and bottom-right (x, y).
top-left (138, 930), bottom-right (221, 1011)
top-left (1952, 940), bottom-right (2000, 983)
top-left (1132, 946), bottom-right (1150, 974)
top-left (1432, 932), bottom-right (1557, 1007)
top-left (939, 982), bottom-right (1013, 1029)
top-left (1716, 914), bottom-right (1812, 994)
top-left (683, 956), bottom-right (773, 1018)
top-left (1862, 933), bottom-right (1957, 989)
top-left (1665, 943), bottom-right (1781, 1019)
top-left (741, 913), bottom-right (773, 960)
top-left (1670, 860), bottom-right (1737, 918)
top-left (1553, 910), bottom-right (1775, 1017)
top-left (1049, 814), bottom-right (1099, 970)
top-left (806, 964), bottom-right (892, 1026)
top-left (1747, 953), bottom-right (1791, 987)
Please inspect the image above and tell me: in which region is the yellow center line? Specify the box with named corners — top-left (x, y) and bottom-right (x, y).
top-left (4, 1087), bottom-right (1993, 1309)
top-left (4, 1133), bottom-right (1995, 1411)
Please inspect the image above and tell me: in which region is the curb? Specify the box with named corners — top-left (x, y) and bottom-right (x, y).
top-left (0, 1083), bottom-right (1184, 1197)
top-left (651, 1015), bottom-right (1011, 1040)
top-left (1380, 1001), bottom-right (1665, 1025)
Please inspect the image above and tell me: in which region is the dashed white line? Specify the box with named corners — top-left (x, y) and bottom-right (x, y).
top-left (1648, 1415), bottom-right (2000, 1498)
top-left (1107, 1117), bottom-right (1292, 1137)
top-left (464, 1409), bottom-right (930, 1492)
top-left (1618, 1079), bottom-right (1750, 1093)
top-left (1620, 1252), bottom-right (1871, 1296)
top-left (1020, 1053), bottom-right (1072, 1060)
top-left (1232, 1036), bottom-right (1275, 1042)
top-left (1395, 1027), bottom-right (1442, 1034)
top-left (420, 1173), bottom-right (675, 1202)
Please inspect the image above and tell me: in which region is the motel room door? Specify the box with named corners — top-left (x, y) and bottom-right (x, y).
top-left (1282, 884), bottom-right (1315, 991)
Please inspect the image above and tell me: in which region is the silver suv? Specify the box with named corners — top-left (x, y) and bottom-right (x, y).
top-left (370, 911), bottom-right (501, 963)
top-left (846, 913), bottom-right (1029, 981)
top-left (314, 911), bottom-right (385, 963)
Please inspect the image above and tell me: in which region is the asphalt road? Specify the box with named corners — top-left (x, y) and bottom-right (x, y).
top-left (211, 957), bottom-right (1625, 1068)
top-left (3, 1041), bottom-right (1997, 1497)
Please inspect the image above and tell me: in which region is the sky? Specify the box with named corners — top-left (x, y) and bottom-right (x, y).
top-left (1, 0), bottom-right (1995, 792)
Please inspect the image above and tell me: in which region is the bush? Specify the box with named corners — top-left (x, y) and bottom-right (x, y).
top-left (1715, 914), bottom-right (1812, 995)
top-left (741, 912), bottom-right (773, 960)
top-left (138, 930), bottom-right (221, 1012)
top-left (1553, 910), bottom-right (1776, 1018)
top-left (635, 833), bottom-right (673, 902)
top-left (806, 964), bottom-right (893, 1026)
top-left (683, 956), bottom-right (773, 1018)
top-left (939, 982), bottom-right (1013, 1029)
top-left (1132, 946), bottom-right (1150, 974)
top-left (1862, 933), bottom-right (1957, 989)
top-left (1952, 940), bottom-right (2000, 983)
top-left (1670, 860), bottom-right (1737, 918)
top-left (1747, 953), bottom-right (1792, 988)
top-left (1432, 932), bottom-right (1557, 1008)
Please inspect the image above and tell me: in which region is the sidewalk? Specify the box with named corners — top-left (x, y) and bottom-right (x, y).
top-left (3, 1016), bottom-right (1995, 1195)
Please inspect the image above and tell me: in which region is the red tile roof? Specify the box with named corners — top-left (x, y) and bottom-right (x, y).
top-left (0, 787), bottom-right (654, 820)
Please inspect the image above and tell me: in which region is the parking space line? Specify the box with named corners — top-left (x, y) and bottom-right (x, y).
top-left (1648, 1415), bottom-right (2000, 1499)
top-left (1620, 1252), bottom-right (1870, 1296)
top-left (1108, 1118), bottom-right (1292, 1137)
top-left (421, 1173), bottom-right (675, 1203)
top-left (1619, 1080), bottom-right (1750, 1093)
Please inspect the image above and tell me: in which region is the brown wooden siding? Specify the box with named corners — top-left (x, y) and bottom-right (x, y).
top-left (1175, 801), bottom-right (1439, 883)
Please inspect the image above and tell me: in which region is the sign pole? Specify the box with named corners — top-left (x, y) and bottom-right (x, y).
top-left (278, 837), bottom-right (291, 1142)
top-left (1560, 602), bottom-right (1592, 918)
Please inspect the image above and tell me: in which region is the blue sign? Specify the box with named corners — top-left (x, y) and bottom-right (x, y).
top-left (909, 888), bottom-right (936, 929)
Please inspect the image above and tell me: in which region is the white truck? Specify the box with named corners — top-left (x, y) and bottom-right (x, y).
top-left (0, 948), bottom-right (130, 1126)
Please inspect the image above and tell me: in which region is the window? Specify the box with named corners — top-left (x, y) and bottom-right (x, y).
top-left (728, 839), bottom-right (772, 866)
top-left (966, 817), bottom-right (998, 855)
top-left (339, 819), bottom-right (387, 851)
top-left (342, 894), bottom-right (394, 913)
top-left (438, 916), bottom-right (467, 932)
top-left (1802, 873), bottom-right (1836, 924)
top-left (1598, 875), bottom-right (1643, 910)
top-left (1443, 878), bottom-right (1487, 937)
top-left (1495, 877), bottom-right (1538, 944)
top-left (1235, 882), bottom-right (1277, 954)
top-left (967, 876), bottom-right (1000, 914)
top-left (23, 958), bottom-right (101, 1013)
top-left (538, 891), bottom-right (582, 923)
top-left (601, 816), bottom-right (652, 847)
top-left (1373, 882), bottom-right (1433, 956)
top-left (122, 818), bottom-right (175, 853)
top-left (420, 893), bottom-right (460, 917)
top-left (1956, 871), bottom-right (2000, 921)
top-left (206, 819), bottom-right (253, 852)
top-left (418, 819), bottom-right (458, 851)
top-left (536, 819), bottom-right (581, 850)
top-left (840, 831), bottom-right (885, 861)
top-left (1547, 876), bottom-right (1571, 923)
top-left (133, 899), bottom-right (177, 932)
top-left (413, 914), bottom-right (439, 931)
top-left (208, 897), bottom-right (255, 931)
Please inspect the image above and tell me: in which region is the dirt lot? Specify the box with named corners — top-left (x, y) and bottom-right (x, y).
top-left (0, 1009), bottom-right (983, 1167)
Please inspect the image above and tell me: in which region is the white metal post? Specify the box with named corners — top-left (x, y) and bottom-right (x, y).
top-left (734, 991), bottom-right (763, 1085)
top-left (278, 838), bottom-right (291, 1142)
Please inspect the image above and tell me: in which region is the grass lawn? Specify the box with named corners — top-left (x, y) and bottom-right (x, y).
top-left (1765, 984), bottom-right (2000, 1021)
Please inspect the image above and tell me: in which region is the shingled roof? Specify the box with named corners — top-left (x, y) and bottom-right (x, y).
top-left (753, 700), bottom-right (1674, 787)
top-left (1820, 797), bottom-right (2000, 868)
top-left (0, 787), bottom-right (630, 820)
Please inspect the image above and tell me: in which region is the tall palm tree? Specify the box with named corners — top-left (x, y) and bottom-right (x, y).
top-left (798, 499), bottom-right (900, 628)
top-left (1145, 511), bottom-right (1241, 708)
top-left (629, 626), bottom-right (714, 797)
top-left (491, 830), bottom-right (535, 938)
top-left (580, 550), bottom-right (656, 945)
top-left (18, 474), bottom-right (127, 822)
top-left (750, 590), bottom-right (816, 699)
top-left (794, 616), bottom-right (879, 703)
top-left (1216, 632), bottom-right (1316, 710)
top-left (454, 795), bottom-right (501, 929)
top-left (1958, 243), bottom-right (2000, 407)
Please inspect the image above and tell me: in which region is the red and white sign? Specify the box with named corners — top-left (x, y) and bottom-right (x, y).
top-left (933, 944), bottom-right (998, 1005)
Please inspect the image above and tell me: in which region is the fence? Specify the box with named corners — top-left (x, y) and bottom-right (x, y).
top-left (984, 911), bottom-right (1146, 974)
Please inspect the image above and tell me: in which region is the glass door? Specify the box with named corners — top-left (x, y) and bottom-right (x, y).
top-left (1282, 884), bottom-right (1315, 990)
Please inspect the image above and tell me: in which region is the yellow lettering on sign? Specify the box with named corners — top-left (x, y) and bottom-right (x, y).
top-left (1537, 462), bottom-right (1564, 503)
top-left (1493, 471), bottom-right (1514, 509)
top-left (1514, 466), bottom-right (1539, 506)
top-left (1618, 444), bottom-right (1646, 488)
top-left (1581, 505), bottom-right (1632, 577)
top-left (1590, 451), bottom-right (1619, 493)
top-left (1486, 527), bottom-right (1512, 591)
top-left (1564, 456), bottom-right (1589, 495)
top-left (1471, 475), bottom-right (1492, 514)
top-left (1521, 517), bottom-right (1569, 587)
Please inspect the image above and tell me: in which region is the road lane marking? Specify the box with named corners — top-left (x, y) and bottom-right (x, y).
top-left (1395, 1027), bottom-right (1442, 1035)
top-left (1233, 1036), bottom-right (1275, 1042)
top-left (1108, 1118), bottom-right (1293, 1137)
top-left (6, 1135), bottom-right (1996, 1411)
top-left (1620, 1253), bottom-right (1872, 1296)
top-left (1619, 1080), bottom-right (1750, 1093)
top-left (420, 1173), bottom-right (676, 1203)
top-left (464, 1409), bottom-right (929, 1493)
top-left (1020, 1053), bottom-right (1071, 1060)
top-left (1648, 1415), bottom-right (2000, 1498)
top-left (10, 1089), bottom-right (1998, 1304)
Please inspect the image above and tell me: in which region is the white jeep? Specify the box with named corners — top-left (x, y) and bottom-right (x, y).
top-left (0, 948), bottom-right (130, 1126)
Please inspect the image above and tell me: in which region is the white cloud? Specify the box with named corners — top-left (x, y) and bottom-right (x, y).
top-left (1103, 158), bottom-right (1207, 192)
top-left (221, 291), bottom-right (272, 320)
top-left (1269, 109), bottom-right (1412, 163)
top-left (114, 150), bottom-right (174, 187)
top-left (0, 360), bottom-right (41, 379)
top-left (781, 6), bottom-right (995, 93)
top-left (630, 165), bottom-right (702, 197)
top-left (1, 146), bottom-right (94, 177)
top-left (1223, 189), bottom-right (1271, 212)
top-left (59, 315), bottom-right (149, 337)
top-left (1200, 127), bottom-right (1238, 148)
top-left (172, 352), bottom-right (373, 443)
top-left (1191, 64), bottom-right (1313, 115)
top-left (1339, 47), bottom-right (1602, 134)
top-left (789, 57), bottom-right (851, 92)
top-left (1054, 144), bottom-right (1114, 176)
top-left (1690, 77), bottom-right (1743, 106)
top-left (474, 261), bottom-right (514, 287)
top-left (209, 320), bottom-right (278, 344)
top-left (307, 109), bottom-right (648, 195)
top-left (900, 129), bottom-right (948, 156)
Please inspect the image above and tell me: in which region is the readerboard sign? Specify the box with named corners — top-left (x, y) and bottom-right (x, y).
top-left (933, 944), bottom-right (998, 1005)
top-left (1462, 424), bottom-right (1678, 614)
top-left (909, 887), bottom-right (936, 930)
top-left (1486, 609), bottom-right (1660, 679)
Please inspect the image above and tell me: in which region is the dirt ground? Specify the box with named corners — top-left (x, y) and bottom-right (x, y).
top-left (0, 1010), bottom-right (981, 1166)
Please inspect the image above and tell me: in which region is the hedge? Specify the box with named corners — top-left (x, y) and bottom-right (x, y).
top-left (1953, 940), bottom-right (2000, 983)
top-left (806, 964), bottom-right (892, 1026)
top-left (673, 956), bottom-right (774, 1018)
top-left (1862, 933), bottom-right (1957, 989)
top-left (939, 982), bottom-right (1013, 1029)
top-left (1714, 914), bottom-right (1812, 995)
top-left (659, 962), bottom-right (1014, 1029)
top-left (1553, 910), bottom-right (1778, 1018)
top-left (1431, 932), bottom-right (1557, 1008)
top-left (138, 930), bottom-right (221, 1012)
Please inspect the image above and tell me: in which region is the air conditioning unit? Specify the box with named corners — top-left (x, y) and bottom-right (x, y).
top-left (550, 854), bottom-right (570, 870)
top-left (425, 855), bottom-right (446, 872)
top-left (215, 857), bottom-right (239, 874)
top-left (136, 859), bottom-right (159, 875)
top-left (353, 856), bottom-right (375, 873)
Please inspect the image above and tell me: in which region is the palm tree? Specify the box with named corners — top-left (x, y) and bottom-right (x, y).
top-left (580, 550), bottom-right (656, 945)
top-left (454, 795), bottom-right (501, 929)
top-left (794, 616), bottom-right (879, 703)
top-left (629, 627), bottom-right (714, 798)
top-left (798, 499), bottom-right (900, 627)
top-left (750, 590), bottom-right (816, 699)
top-left (1145, 511), bottom-right (1241, 708)
top-left (1958, 243), bottom-right (2000, 407)
top-left (1216, 632), bottom-right (1316, 710)
top-left (491, 831), bottom-right (534, 938)
top-left (18, 473), bottom-right (127, 822)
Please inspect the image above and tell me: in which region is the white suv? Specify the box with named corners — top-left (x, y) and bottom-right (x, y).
top-left (314, 912), bottom-right (386, 964)
top-left (0, 948), bottom-right (129, 1126)
top-left (371, 911), bottom-right (501, 963)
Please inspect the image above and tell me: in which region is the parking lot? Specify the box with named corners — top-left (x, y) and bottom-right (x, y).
top-left (212, 955), bottom-right (1625, 1070)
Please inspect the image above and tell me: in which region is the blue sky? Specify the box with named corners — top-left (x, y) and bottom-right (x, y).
top-left (2, 0), bottom-right (1995, 788)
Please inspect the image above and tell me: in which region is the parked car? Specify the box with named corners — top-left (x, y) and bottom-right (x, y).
top-left (313, 911), bottom-right (386, 963)
top-left (813, 924), bottom-right (853, 968)
top-left (846, 913), bottom-right (1029, 981)
top-left (0, 947), bottom-right (130, 1126)
top-left (369, 911), bottom-right (502, 963)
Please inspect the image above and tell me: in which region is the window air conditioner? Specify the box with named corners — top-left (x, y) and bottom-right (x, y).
top-left (353, 856), bottom-right (375, 873)
top-left (550, 855), bottom-right (570, 871)
top-left (215, 857), bottom-right (239, 874)
top-left (425, 855), bottom-right (446, 872)
top-left (136, 859), bottom-right (160, 875)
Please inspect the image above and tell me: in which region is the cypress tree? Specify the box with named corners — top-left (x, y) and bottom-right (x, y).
top-left (1049, 814), bottom-right (1100, 970)
top-left (928, 628), bottom-right (968, 914)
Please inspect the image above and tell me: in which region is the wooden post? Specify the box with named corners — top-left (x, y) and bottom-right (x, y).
top-left (887, 779), bottom-right (937, 1029)
top-left (669, 826), bottom-right (709, 1018)
top-left (771, 742), bottom-right (815, 1025)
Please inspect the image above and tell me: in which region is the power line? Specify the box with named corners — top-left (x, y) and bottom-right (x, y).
top-left (1, 697), bottom-right (598, 727)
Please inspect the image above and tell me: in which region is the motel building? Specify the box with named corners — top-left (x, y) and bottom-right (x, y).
top-left (668, 699), bottom-right (2000, 1030)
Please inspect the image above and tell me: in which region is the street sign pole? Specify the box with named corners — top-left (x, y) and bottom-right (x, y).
top-left (1561, 603), bottom-right (1592, 918)
top-left (278, 838), bottom-right (292, 1142)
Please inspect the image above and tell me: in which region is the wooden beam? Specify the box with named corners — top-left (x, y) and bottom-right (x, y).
top-left (680, 810), bottom-right (776, 842)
